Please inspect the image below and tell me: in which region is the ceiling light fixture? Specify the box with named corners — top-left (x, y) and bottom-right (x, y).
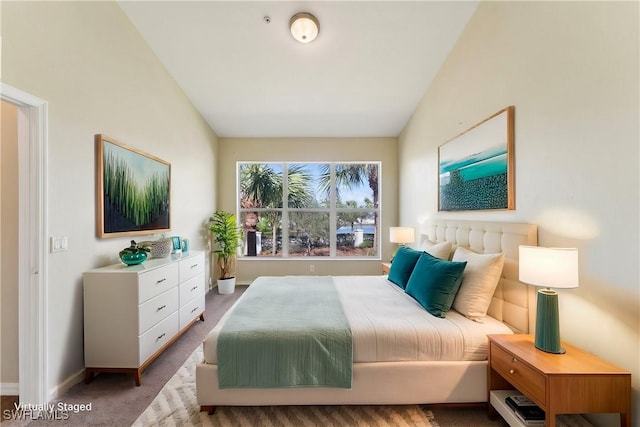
top-left (289, 12), bottom-right (319, 43)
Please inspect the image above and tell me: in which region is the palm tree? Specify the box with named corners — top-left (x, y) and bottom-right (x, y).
top-left (240, 164), bottom-right (312, 255)
top-left (319, 164), bottom-right (379, 255)
top-left (240, 164), bottom-right (282, 210)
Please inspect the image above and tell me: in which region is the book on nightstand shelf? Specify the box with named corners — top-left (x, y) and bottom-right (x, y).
top-left (505, 394), bottom-right (545, 425)
top-left (515, 412), bottom-right (545, 426)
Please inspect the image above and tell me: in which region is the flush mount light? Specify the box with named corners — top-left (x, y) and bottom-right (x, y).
top-left (289, 12), bottom-right (319, 43)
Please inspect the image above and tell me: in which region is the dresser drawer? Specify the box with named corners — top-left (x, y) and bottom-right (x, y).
top-left (138, 287), bottom-right (179, 334)
top-left (139, 311), bottom-right (179, 364)
top-left (179, 273), bottom-right (205, 305)
top-left (179, 253), bottom-right (205, 282)
top-left (491, 342), bottom-right (546, 403)
top-left (179, 293), bottom-right (205, 330)
top-left (138, 263), bottom-right (179, 304)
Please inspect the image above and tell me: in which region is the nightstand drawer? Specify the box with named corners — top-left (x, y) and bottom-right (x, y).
top-left (491, 341), bottom-right (546, 403)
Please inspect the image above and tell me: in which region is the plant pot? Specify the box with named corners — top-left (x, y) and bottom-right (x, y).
top-left (217, 277), bottom-right (236, 294)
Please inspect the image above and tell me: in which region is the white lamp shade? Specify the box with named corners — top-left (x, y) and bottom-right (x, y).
top-left (290, 13), bottom-right (319, 43)
top-left (389, 227), bottom-right (415, 244)
top-left (519, 245), bottom-right (579, 289)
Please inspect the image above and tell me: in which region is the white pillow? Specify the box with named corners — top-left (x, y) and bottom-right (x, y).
top-left (451, 246), bottom-right (505, 321)
top-left (420, 240), bottom-right (453, 260)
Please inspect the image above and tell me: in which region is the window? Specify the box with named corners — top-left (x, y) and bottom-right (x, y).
top-left (238, 162), bottom-right (381, 259)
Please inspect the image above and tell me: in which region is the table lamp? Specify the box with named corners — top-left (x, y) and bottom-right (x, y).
top-left (519, 245), bottom-right (579, 354)
top-left (389, 227), bottom-right (415, 261)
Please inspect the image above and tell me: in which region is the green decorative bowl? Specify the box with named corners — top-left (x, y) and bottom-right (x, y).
top-left (120, 251), bottom-right (148, 266)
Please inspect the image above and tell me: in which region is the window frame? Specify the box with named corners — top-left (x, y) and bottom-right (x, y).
top-left (237, 161), bottom-right (382, 260)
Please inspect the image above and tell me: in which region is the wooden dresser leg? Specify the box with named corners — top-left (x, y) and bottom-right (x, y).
top-left (84, 369), bottom-right (94, 384)
top-left (134, 370), bottom-right (141, 386)
top-left (199, 313), bottom-right (205, 321)
top-left (200, 405), bottom-right (216, 414)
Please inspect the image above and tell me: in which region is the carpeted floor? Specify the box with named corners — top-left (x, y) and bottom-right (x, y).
top-left (3, 285), bottom-right (507, 427)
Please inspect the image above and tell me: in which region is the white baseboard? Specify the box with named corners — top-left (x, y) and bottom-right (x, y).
top-left (48, 368), bottom-right (85, 400)
top-left (1, 382), bottom-right (19, 396)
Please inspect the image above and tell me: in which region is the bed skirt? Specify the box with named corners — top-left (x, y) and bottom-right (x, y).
top-left (196, 359), bottom-right (488, 407)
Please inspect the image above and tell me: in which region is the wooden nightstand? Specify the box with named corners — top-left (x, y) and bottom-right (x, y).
top-left (381, 262), bottom-right (391, 274)
top-left (488, 334), bottom-right (631, 427)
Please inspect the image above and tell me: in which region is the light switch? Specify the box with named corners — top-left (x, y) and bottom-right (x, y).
top-left (50, 236), bottom-right (68, 253)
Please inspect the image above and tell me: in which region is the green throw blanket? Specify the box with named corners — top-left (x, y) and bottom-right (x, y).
top-left (217, 276), bottom-right (353, 388)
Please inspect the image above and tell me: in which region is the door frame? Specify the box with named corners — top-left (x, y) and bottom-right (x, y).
top-left (1, 83), bottom-right (49, 405)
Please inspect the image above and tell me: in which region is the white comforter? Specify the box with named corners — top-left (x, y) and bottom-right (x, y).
top-left (203, 275), bottom-right (512, 364)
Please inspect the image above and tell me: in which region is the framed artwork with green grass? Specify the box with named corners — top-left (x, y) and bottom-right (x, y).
top-left (96, 134), bottom-right (171, 238)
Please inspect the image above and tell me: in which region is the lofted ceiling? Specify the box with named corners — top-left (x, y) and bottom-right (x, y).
top-left (118, 1), bottom-right (478, 138)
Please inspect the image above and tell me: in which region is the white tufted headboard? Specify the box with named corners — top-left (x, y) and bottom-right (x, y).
top-left (421, 219), bottom-right (538, 334)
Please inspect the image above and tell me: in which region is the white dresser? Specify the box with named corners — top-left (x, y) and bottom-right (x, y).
top-left (83, 250), bottom-right (206, 386)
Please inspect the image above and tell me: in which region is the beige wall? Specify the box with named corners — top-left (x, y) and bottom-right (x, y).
top-left (1, 101), bottom-right (19, 385)
top-left (1, 1), bottom-right (218, 396)
top-left (218, 137), bottom-right (398, 282)
top-left (399, 2), bottom-right (639, 425)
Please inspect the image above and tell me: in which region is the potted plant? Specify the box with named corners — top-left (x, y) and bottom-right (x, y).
top-left (209, 210), bottom-right (241, 294)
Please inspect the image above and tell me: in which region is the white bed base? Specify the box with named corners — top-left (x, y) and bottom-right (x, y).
top-left (197, 219), bottom-right (537, 411)
top-left (197, 360), bottom-right (487, 410)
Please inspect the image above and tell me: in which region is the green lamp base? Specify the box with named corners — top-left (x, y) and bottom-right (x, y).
top-left (534, 288), bottom-right (566, 354)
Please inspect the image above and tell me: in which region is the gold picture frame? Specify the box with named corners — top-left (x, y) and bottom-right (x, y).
top-left (96, 134), bottom-right (171, 238)
top-left (438, 106), bottom-right (515, 211)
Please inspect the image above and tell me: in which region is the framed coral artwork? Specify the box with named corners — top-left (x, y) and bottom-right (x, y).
top-left (96, 134), bottom-right (171, 238)
top-left (438, 106), bottom-right (515, 211)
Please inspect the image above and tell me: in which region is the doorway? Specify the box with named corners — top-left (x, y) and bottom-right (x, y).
top-left (1, 100), bottom-right (20, 412)
top-left (0, 83), bottom-right (49, 405)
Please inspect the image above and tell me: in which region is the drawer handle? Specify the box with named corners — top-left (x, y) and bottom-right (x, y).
top-left (512, 357), bottom-right (517, 363)
top-left (191, 306), bottom-right (199, 313)
top-left (509, 369), bottom-right (515, 375)
top-left (191, 286), bottom-right (198, 291)
top-left (156, 305), bottom-right (166, 312)
top-left (156, 278), bottom-right (166, 284)
top-left (191, 264), bottom-right (198, 269)
top-left (156, 333), bottom-right (166, 341)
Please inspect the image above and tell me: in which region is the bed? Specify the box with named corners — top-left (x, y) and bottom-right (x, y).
top-left (196, 219), bottom-right (537, 411)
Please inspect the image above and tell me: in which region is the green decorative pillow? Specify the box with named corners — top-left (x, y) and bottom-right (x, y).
top-left (405, 252), bottom-right (467, 318)
top-left (387, 246), bottom-right (422, 289)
